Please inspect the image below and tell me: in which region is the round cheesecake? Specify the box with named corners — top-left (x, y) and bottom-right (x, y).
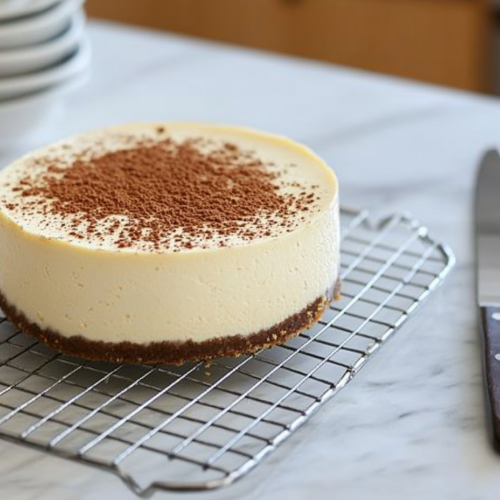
top-left (0, 123), bottom-right (340, 364)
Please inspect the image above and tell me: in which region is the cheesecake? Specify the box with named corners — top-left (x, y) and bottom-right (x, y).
top-left (0, 123), bottom-right (340, 365)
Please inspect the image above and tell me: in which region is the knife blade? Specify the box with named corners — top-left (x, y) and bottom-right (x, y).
top-left (476, 149), bottom-right (500, 450)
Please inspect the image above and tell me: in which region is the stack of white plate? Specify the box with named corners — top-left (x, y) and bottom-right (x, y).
top-left (0, 0), bottom-right (90, 148)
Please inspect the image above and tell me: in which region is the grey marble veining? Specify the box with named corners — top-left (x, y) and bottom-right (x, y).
top-left (1, 20), bottom-right (500, 500)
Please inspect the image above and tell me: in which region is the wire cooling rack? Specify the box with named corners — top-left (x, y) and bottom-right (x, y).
top-left (0, 206), bottom-right (454, 496)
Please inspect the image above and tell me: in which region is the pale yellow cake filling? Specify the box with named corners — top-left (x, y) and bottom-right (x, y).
top-left (0, 123), bottom-right (339, 345)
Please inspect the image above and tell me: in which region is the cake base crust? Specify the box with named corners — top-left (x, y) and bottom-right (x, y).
top-left (0, 280), bottom-right (341, 365)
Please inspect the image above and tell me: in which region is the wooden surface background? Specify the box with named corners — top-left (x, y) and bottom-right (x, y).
top-left (86, 0), bottom-right (493, 92)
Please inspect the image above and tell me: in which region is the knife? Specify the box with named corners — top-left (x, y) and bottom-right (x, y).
top-left (476, 149), bottom-right (500, 450)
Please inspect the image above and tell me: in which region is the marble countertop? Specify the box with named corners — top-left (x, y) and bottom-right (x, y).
top-left (1, 20), bottom-right (500, 500)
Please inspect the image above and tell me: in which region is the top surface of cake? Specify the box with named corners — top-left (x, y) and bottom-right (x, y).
top-left (0, 123), bottom-right (337, 253)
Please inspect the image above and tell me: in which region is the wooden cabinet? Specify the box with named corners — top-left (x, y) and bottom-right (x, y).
top-left (86, 0), bottom-right (493, 92)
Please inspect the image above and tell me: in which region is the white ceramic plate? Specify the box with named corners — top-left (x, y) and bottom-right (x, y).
top-left (0, 0), bottom-right (85, 49)
top-left (0, 11), bottom-right (85, 77)
top-left (0, 69), bottom-right (89, 149)
top-left (0, 35), bottom-right (90, 100)
top-left (0, 0), bottom-right (60, 21)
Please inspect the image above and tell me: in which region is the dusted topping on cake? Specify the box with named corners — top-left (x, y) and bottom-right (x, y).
top-left (0, 126), bottom-right (333, 252)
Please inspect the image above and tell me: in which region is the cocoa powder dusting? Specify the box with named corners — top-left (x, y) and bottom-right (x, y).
top-left (14, 136), bottom-right (317, 250)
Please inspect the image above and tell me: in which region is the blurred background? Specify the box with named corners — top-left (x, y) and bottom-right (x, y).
top-left (85, 0), bottom-right (497, 94)
top-left (0, 0), bottom-right (498, 152)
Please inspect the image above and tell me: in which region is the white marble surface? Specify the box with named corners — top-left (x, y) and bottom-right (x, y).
top-left (1, 20), bottom-right (500, 500)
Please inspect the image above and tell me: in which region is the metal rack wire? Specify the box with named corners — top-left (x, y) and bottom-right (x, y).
top-left (0, 207), bottom-right (455, 497)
